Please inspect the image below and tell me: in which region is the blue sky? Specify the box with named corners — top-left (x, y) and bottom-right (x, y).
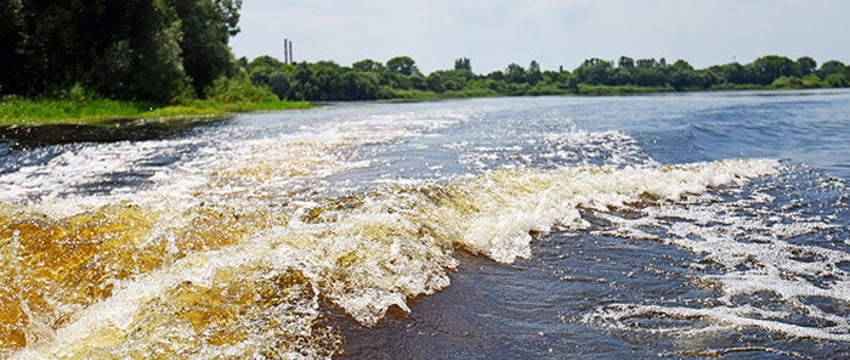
top-left (230, 0), bottom-right (850, 74)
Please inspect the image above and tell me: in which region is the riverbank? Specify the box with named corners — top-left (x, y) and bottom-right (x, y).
top-left (0, 97), bottom-right (315, 127)
top-left (0, 82), bottom-right (835, 127)
top-left (380, 82), bottom-right (822, 101)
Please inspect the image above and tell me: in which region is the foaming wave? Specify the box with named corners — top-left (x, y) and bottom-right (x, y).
top-left (0, 106), bottom-right (787, 358)
top-left (439, 159), bottom-right (777, 263)
top-left (3, 157), bottom-right (779, 358)
top-left (0, 110), bottom-right (472, 357)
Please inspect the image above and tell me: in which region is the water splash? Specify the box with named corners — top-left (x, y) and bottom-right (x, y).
top-left (580, 165), bottom-right (850, 351)
top-left (2, 156), bottom-right (778, 358)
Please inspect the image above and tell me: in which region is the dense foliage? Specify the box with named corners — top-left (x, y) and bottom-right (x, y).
top-left (2, 2), bottom-right (848, 105)
top-left (246, 54), bottom-right (850, 101)
top-left (0, 0), bottom-right (242, 102)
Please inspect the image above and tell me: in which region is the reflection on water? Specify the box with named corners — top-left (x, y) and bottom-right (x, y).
top-left (2, 91), bottom-right (850, 359)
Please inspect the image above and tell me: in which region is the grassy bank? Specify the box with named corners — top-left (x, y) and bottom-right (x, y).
top-left (3, 81), bottom-right (831, 127)
top-left (0, 97), bottom-right (314, 127)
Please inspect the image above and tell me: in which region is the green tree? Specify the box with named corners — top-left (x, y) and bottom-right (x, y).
top-left (636, 58), bottom-right (659, 68)
top-left (92, 0), bottom-right (189, 101)
top-left (824, 73), bottom-right (849, 88)
top-left (386, 56), bottom-right (418, 76)
top-left (707, 62), bottom-right (755, 85)
top-left (353, 59), bottom-right (385, 73)
top-left (505, 63), bottom-right (527, 84)
top-left (574, 58), bottom-right (613, 85)
top-left (749, 55), bottom-right (796, 85)
top-left (12, 0), bottom-right (190, 100)
top-left (249, 55), bottom-right (284, 70)
top-left (454, 57), bottom-right (472, 71)
top-left (341, 71), bottom-right (380, 100)
top-left (818, 60), bottom-right (846, 77)
top-left (618, 56), bottom-right (635, 69)
top-left (527, 60), bottom-right (543, 85)
top-left (818, 61), bottom-right (849, 87)
top-left (410, 72), bottom-right (428, 90)
top-left (250, 69), bottom-right (290, 99)
top-left (669, 59), bottom-right (704, 90)
top-left (1, 0), bottom-right (244, 101)
top-left (169, 0), bottom-right (243, 97)
top-left (310, 61), bottom-right (346, 100)
top-left (426, 69), bottom-right (473, 93)
top-left (796, 56), bottom-right (817, 76)
top-left (0, 0), bottom-right (25, 94)
top-left (288, 62), bottom-right (316, 100)
top-left (607, 68), bottom-right (632, 86)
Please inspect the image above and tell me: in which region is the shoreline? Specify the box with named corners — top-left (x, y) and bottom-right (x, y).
top-left (1, 86), bottom-right (844, 130)
top-left (0, 98), bottom-right (316, 128)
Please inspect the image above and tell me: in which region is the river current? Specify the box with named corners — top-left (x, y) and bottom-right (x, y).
top-left (2, 90), bottom-right (850, 359)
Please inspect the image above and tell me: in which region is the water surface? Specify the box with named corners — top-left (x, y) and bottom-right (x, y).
top-left (2, 90), bottom-right (850, 359)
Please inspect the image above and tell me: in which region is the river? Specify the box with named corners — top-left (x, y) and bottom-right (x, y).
top-left (2, 90), bottom-right (850, 359)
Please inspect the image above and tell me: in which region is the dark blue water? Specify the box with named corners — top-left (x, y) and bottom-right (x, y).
top-left (334, 90), bottom-right (850, 359)
top-left (2, 89), bottom-right (850, 359)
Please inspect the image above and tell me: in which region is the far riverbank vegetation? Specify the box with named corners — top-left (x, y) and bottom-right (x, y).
top-left (244, 54), bottom-right (850, 101)
top-left (1, 2), bottom-right (849, 126)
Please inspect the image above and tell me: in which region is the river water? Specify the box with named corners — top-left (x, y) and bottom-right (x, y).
top-left (2, 90), bottom-right (850, 359)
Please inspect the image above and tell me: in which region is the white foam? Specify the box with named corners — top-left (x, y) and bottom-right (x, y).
top-left (440, 159), bottom-right (779, 263)
top-left (584, 303), bottom-right (850, 342)
top-left (4, 104), bottom-right (798, 357)
top-left (582, 167), bottom-right (850, 343)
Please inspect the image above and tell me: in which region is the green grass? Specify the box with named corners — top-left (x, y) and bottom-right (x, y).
top-left (0, 97), bottom-right (315, 127)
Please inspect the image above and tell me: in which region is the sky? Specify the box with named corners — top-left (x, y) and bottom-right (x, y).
top-left (230, 0), bottom-right (850, 74)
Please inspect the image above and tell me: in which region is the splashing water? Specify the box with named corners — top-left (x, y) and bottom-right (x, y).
top-left (3, 93), bottom-right (850, 358)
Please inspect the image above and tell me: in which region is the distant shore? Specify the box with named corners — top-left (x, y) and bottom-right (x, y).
top-left (0, 85), bottom-right (835, 128)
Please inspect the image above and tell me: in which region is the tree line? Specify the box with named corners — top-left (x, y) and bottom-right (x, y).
top-left (0, 0), bottom-right (242, 102)
top-left (2, 1), bottom-right (849, 104)
top-left (246, 54), bottom-right (850, 101)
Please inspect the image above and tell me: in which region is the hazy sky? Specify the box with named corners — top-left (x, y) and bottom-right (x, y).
top-left (230, 0), bottom-right (850, 74)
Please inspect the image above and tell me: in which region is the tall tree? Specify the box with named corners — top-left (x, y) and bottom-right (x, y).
top-left (796, 56), bottom-right (817, 76)
top-left (169, 0), bottom-right (243, 97)
top-left (669, 59), bottom-right (703, 90)
top-left (386, 56), bottom-right (418, 76)
top-left (0, 0), bottom-right (25, 94)
top-left (749, 55), bottom-right (796, 85)
top-left (0, 0), bottom-right (243, 101)
top-left (454, 57), bottom-right (471, 71)
top-left (353, 59), bottom-right (385, 73)
top-left (575, 58), bottom-right (613, 85)
top-left (91, 0), bottom-right (188, 101)
top-left (505, 63), bottom-right (527, 84)
top-left (636, 58), bottom-right (659, 69)
top-left (819, 60), bottom-right (846, 77)
top-left (7, 0), bottom-right (189, 100)
top-left (527, 60), bottom-right (542, 85)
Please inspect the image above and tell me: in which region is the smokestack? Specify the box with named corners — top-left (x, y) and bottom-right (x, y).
top-left (289, 40), bottom-right (294, 64)
top-left (284, 39), bottom-right (289, 64)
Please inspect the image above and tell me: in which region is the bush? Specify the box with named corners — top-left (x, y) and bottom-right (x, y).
top-left (771, 76), bottom-right (804, 89)
top-left (442, 88), bottom-right (501, 98)
top-left (824, 73), bottom-right (850, 88)
top-left (62, 83), bottom-right (97, 102)
top-left (205, 77), bottom-right (278, 103)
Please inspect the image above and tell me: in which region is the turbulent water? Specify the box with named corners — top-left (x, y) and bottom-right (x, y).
top-left (1, 90), bottom-right (850, 359)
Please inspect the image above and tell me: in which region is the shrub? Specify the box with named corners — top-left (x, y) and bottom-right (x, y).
top-left (205, 77), bottom-right (278, 103)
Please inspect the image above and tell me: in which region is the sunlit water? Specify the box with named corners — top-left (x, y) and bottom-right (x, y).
top-left (2, 90), bottom-right (850, 359)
